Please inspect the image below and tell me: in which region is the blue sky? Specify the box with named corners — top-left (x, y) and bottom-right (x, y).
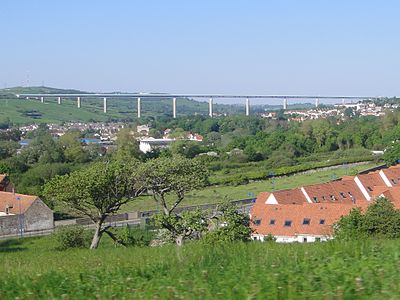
top-left (1, 0), bottom-right (399, 102)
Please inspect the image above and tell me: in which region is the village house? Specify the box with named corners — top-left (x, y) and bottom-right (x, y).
top-left (251, 165), bottom-right (400, 243)
top-left (0, 191), bottom-right (54, 236)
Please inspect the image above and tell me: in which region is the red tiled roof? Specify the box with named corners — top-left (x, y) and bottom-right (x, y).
top-left (357, 172), bottom-right (386, 194)
top-left (251, 202), bottom-right (367, 237)
top-left (0, 192), bottom-right (38, 215)
top-left (272, 188), bottom-right (307, 205)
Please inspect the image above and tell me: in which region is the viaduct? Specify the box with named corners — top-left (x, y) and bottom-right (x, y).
top-left (16, 93), bottom-right (381, 118)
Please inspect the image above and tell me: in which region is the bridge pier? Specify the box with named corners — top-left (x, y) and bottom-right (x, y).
top-left (40, 97), bottom-right (44, 103)
top-left (315, 98), bottom-right (319, 108)
top-left (245, 98), bottom-right (250, 116)
top-left (77, 97), bottom-right (81, 108)
top-left (209, 98), bottom-right (213, 117)
top-left (103, 97), bottom-right (107, 113)
top-left (283, 97), bottom-right (287, 110)
top-left (137, 97), bottom-right (141, 118)
top-left (173, 97), bottom-right (177, 118)
top-left (57, 97), bottom-right (61, 105)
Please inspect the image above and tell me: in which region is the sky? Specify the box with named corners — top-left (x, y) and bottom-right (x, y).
top-left (1, 1), bottom-right (400, 104)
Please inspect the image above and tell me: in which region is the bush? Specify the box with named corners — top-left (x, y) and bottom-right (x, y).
top-left (53, 225), bottom-right (91, 250)
top-left (118, 225), bottom-right (155, 247)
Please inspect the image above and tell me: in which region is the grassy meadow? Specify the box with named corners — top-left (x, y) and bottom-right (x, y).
top-left (1, 235), bottom-right (400, 299)
top-left (120, 162), bottom-right (379, 212)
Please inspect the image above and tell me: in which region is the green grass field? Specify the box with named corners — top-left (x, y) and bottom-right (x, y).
top-left (1, 235), bottom-right (399, 299)
top-left (119, 162), bottom-right (379, 212)
top-left (0, 95), bottom-right (209, 124)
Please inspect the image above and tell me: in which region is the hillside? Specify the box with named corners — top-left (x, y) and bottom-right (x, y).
top-left (0, 86), bottom-right (318, 125)
top-left (0, 86), bottom-right (212, 124)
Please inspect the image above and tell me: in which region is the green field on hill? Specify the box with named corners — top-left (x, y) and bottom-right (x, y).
top-left (0, 235), bottom-right (399, 299)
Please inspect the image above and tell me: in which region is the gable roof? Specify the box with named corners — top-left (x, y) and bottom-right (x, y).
top-left (272, 188), bottom-right (307, 205)
top-left (0, 192), bottom-right (38, 215)
top-left (356, 172), bottom-right (386, 194)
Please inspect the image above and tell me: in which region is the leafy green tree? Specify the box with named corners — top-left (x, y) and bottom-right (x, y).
top-left (205, 203), bottom-right (252, 243)
top-left (334, 208), bottom-right (366, 241)
top-left (334, 198), bottom-right (400, 240)
top-left (383, 142), bottom-right (400, 165)
top-left (139, 156), bottom-right (208, 245)
top-left (114, 128), bottom-right (140, 160)
top-left (153, 210), bottom-right (208, 246)
top-left (0, 141), bottom-right (19, 160)
top-left (58, 131), bottom-right (90, 163)
top-left (44, 160), bottom-right (143, 249)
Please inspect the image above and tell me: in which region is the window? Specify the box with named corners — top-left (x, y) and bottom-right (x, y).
top-left (319, 219), bottom-right (325, 225)
top-left (303, 218), bottom-right (311, 225)
top-left (339, 192), bottom-right (347, 199)
top-left (303, 237), bottom-right (307, 243)
top-left (367, 186), bottom-right (373, 192)
top-left (391, 179), bottom-right (397, 185)
top-left (315, 237), bottom-right (321, 242)
top-left (330, 195), bottom-right (336, 201)
top-left (284, 220), bottom-right (292, 227)
top-left (348, 192), bottom-right (353, 196)
top-left (322, 196), bottom-right (326, 201)
top-left (269, 219), bottom-right (275, 225)
top-left (254, 219), bottom-right (261, 226)
top-left (313, 197), bottom-right (319, 203)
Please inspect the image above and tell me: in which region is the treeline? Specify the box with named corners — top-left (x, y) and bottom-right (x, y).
top-left (144, 112), bottom-right (399, 165)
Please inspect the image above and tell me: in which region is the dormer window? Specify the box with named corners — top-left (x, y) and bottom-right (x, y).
top-left (339, 192), bottom-right (347, 199)
top-left (391, 179), bottom-right (396, 185)
top-left (313, 197), bottom-right (319, 203)
top-left (269, 219), bottom-right (275, 225)
top-left (284, 220), bottom-right (292, 227)
top-left (319, 219), bottom-right (325, 225)
top-left (367, 187), bottom-right (373, 192)
top-left (330, 195), bottom-right (336, 201)
top-left (303, 218), bottom-right (311, 225)
top-left (254, 219), bottom-right (261, 226)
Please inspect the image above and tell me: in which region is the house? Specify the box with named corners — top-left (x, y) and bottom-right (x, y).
top-left (250, 164), bottom-right (400, 242)
top-left (251, 202), bottom-right (367, 243)
top-left (0, 175), bottom-right (14, 192)
top-left (0, 192), bottom-right (54, 236)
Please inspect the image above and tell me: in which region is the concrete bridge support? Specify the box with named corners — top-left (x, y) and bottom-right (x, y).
top-left (103, 97), bottom-right (107, 113)
top-left (209, 98), bottom-right (213, 117)
top-left (245, 98), bottom-right (250, 116)
top-left (137, 97), bottom-right (141, 118)
top-left (315, 98), bottom-right (319, 108)
top-left (40, 97), bottom-right (44, 103)
top-left (77, 97), bottom-right (81, 108)
top-left (57, 97), bottom-right (61, 105)
top-left (283, 97), bottom-right (288, 110)
top-left (172, 97), bottom-right (177, 118)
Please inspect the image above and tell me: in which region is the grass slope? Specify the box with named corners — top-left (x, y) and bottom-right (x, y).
top-left (120, 162), bottom-right (379, 212)
top-left (0, 86), bottom-right (209, 124)
top-left (0, 235), bottom-right (399, 299)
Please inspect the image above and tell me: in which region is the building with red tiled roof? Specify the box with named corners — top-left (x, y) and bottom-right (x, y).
top-left (251, 202), bottom-right (368, 243)
top-left (250, 164), bottom-right (400, 242)
top-left (0, 191), bottom-right (53, 236)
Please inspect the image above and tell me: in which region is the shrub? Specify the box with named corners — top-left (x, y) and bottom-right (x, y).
top-left (118, 225), bottom-right (155, 247)
top-left (53, 225), bottom-right (91, 250)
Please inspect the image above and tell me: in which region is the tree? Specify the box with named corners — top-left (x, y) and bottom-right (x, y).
top-left (334, 198), bottom-right (400, 240)
top-left (44, 160), bottom-right (143, 249)
top-left (114, 128), bottom-right (140, 160)
top-left (58, 131), bottom-right (89, 163)
top-left (205, 203), bottom-right (253, 243)
top-left (139, 156), bottom-right (208, 245)
top-left (383, 142), bottom-right (400, 165)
